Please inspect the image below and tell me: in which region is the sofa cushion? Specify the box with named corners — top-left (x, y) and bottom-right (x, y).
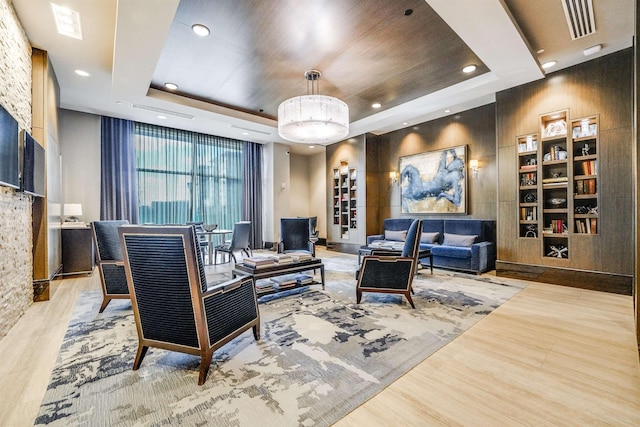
top-left (385, 229), bottom-right (407, 241)
top-left (442, 233), bottom-right (477, 247)
top-left (431, 245), bottom-right (472, 259)
top-left (420, 232), bottom-right (440, 243)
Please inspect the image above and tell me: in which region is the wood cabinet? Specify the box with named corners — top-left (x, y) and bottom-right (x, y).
top-left (515, 110), bottom-right (600, 260)
top-left (62, 227), bottom-right (94, 275)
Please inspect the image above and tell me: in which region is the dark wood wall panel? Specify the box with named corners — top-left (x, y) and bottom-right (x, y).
top-left (367, 103), bottom-right (497, 234)
top-left (497, 48), bottom-right (633, 278)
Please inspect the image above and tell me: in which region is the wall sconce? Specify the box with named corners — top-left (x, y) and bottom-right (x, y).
top-left (469, 159), bottom-right (479, 177)
top-left (389, 171), bottom-right (398, 185)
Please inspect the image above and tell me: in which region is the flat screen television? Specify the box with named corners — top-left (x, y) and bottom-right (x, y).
top-left (21, 130), bottom-right (45, 197)
top-left (0, 103), bottom-right (20, 189)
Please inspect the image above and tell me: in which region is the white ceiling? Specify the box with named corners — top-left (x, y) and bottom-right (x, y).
top-left (11, 0), bottom-right (634, 155)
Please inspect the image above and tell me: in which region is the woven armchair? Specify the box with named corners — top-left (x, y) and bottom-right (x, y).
top-left (356, 219), bottom-right (423, 308)
top-left (118, 225), bottom-right (260, 385)
top-left (91, 220), bottom-right (130, 312)
top-left (278, 217), bottom-right (315, 257)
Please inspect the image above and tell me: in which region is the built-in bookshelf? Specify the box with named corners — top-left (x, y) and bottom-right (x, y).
top-left (517, 133), bottom-right (539, 238)
top-left (571, 115), bottom-right (599, 235)
top-left (515, 110), bottom-right (601, 260)
top-left (332, 161), bottom-right (357, 239)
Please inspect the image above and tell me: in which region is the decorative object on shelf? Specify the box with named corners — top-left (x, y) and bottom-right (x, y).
top-left (547, 245), bottom-right (568, 258)
top-left (543, 119), bottom-right (567, 137)
top-left (581, 143), bottom-right (591, 156)
top-left (64, 203), bottom-right (83, 222)
top-left (525, 224), bottom-right (537, 238)
top-left (543, 146), bottom-right (568, 161)
top-left (524, 192), bottom-right (537, 203)
top-left (399, 145), bottom-right (467, 214)
top-left (547, 197), bottom-right (567, 206)
top-left (278, 70), bottom-right (349, 144)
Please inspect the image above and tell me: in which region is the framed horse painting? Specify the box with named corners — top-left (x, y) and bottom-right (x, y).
top-left (398, 145), bottom-right (468, 214)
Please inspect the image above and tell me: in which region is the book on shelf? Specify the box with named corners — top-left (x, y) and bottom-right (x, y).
top-left (581, 160), bottom-right (597, 176)
top-left (519, 164), bottom-right (537, 171)
top-left (255, 280), bottom-right (275, 294)
top-left (270, 275), bottom-right (298, 289)
top-left (542, 176), bottom-right (568, 183)
top-left (243, 256), bottom-right (276, 268)
top-left (295, 274), bottom-right (314, 285)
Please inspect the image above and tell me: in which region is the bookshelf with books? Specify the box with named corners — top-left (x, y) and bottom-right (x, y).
top-left (332, 161), bottom-right (356, 239)
top-left (517, 133), bottom-right (539, 238)
top-left (571, 115), bottom-right (599, 235)
top-left (540, 110), bottom-right (570, 258)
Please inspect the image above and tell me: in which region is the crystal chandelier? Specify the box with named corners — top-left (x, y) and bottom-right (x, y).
top-left (278, 70), bottom-right (349, 144)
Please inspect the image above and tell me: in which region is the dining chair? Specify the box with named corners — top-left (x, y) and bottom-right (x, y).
top-left (214, 221), bottom-right (253, 264)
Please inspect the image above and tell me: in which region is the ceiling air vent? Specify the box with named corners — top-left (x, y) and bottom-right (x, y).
top-left (562, 0), bottom-right (596, 40)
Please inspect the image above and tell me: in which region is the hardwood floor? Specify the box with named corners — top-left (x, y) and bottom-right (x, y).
top-left (1, 248), bottom-right (639, 426)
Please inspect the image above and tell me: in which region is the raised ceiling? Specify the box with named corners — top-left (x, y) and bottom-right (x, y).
top-left (11, 0), bottom-right (635, 154)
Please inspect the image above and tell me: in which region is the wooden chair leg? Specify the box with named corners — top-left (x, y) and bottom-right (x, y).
top-left (356, 289), bottom-right (362, 304)
top-left (99, 297), bottom-right (111, 313)
top-left (253, 323), bottom-right (260, 340)
top-left (405, 292), bottom-right (416, 309)
top-left (133, 345), bottom-right (149, 370)
top-left (198, 351), bottom-right (213, 386)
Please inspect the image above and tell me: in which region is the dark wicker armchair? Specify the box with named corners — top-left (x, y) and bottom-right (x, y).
top-left (356, 219), bottom-right (423, 308)
top-left (118, 225), bottom-right (260, 385)
top-left (91, 220), bottom-right (130, 312)
top-left (278, 217), bottom-right (315, 257)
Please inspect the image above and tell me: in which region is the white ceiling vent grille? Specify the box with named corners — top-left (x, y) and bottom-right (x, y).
top-left (562, 0), bottom-right (596, 40)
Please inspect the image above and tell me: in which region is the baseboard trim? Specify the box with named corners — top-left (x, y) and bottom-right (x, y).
top-left (496, 260), bottom-right (633, 295)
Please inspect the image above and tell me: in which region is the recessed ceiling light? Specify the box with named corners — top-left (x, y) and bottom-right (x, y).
top-left (164, 82), bottom-right (178, 90)
top-left (309, 145), bottom-right (315, 149)
top-left (74, 69), bottom-right (90, 77)
top-left (241, 132), bottom-right (249, 136)
top-left (444, 109), bottom-right (451, 113)
top-left (537, 48), bottom-right (545, 54)
top-left (157, 115), bottom-right (167, 119)
top-left (372, 103), bottom-right (381, 109)
top-left (541, 60), bottom-right (557, 69)
top-left (402, 122), bottom-right (408, 126)
top-left (51, 3), bottom-right (83, 40)
top-left (462, 65), bottom-right (477, 73)
top-left (116, 101), bottom-right (123, 105)
top-left (192, 24), bottom-right (210, 37)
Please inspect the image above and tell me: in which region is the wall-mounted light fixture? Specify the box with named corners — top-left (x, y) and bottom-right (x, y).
top-left (389, 170), bottom-right (398, 185)
top-left (469, 159), bottom-right (479, 177)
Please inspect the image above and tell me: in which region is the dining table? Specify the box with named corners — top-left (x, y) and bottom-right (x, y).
top-left (197, 229), bottom-right (232, 264)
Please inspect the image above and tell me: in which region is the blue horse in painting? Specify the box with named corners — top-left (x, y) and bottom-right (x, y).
top-left (401, 149), bottom-right (465, 209)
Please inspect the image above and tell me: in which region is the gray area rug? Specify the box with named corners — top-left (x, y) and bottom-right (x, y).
top-left (35, 254), bottom-right (525, 426)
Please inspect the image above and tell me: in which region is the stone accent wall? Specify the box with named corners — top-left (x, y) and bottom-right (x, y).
top-left (0, 0), bottom-right (34, 339)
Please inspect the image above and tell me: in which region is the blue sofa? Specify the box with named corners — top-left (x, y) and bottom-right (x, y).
top-left (367, 218), bottom-right (496, 273)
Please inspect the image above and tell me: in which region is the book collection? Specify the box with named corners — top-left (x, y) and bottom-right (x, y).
top-left (575, 178), bottom-right (596, 195)
top-left (254, 274), bottom-right (314, 295)
top-left (520, 206), bottom-right (537, 221)
top-left (575, 218), bottom-right (597, 234)
top-left (544, 219), bottom-right (567, 235)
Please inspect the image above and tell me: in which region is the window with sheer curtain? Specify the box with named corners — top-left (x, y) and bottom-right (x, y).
top-left (134, 123), bottom-right (243, 229)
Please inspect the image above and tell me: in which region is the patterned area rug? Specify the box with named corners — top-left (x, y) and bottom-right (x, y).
top-left (35, 254), bottom-right (525, 426)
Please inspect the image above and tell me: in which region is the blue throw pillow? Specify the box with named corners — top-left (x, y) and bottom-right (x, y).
top-left (442, 233), bottom-right (477, 247)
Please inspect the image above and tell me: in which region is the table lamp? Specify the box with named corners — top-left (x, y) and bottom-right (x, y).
top-left (64, 203), bottom-right (83, 222)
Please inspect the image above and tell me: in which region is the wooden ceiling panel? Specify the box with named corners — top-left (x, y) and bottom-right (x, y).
top-left (150, 0), bottom-right (488, 122)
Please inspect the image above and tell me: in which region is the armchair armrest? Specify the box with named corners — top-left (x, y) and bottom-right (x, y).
top-left (203, 275), bottom-right (254, 297)
top-left (367, 234), bottom-right (384, 245)
top-left (470, 241), bottom-right (495, 272)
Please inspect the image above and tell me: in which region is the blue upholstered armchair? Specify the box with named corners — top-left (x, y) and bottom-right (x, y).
top-left (356, 219), bottom-right (423, 308)
top-left (91, 220), bottom-right (130, 312)
top-left (119, 225), bottom-right (261, 385)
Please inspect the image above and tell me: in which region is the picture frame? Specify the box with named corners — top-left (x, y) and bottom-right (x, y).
top-left (399, 145), bottom-right (467, 214)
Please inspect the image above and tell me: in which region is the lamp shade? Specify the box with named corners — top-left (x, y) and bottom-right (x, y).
top-left (64, 203), bottom-right (83, 216)
top-left (278, 94), bottom-right (349, 144)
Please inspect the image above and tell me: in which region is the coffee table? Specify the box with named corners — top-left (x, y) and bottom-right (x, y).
top-left (232, 258), bottom-right (325, 297)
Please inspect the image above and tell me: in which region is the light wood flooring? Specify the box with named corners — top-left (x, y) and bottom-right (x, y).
top-left (1, 248), bottom-right (639, 426)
